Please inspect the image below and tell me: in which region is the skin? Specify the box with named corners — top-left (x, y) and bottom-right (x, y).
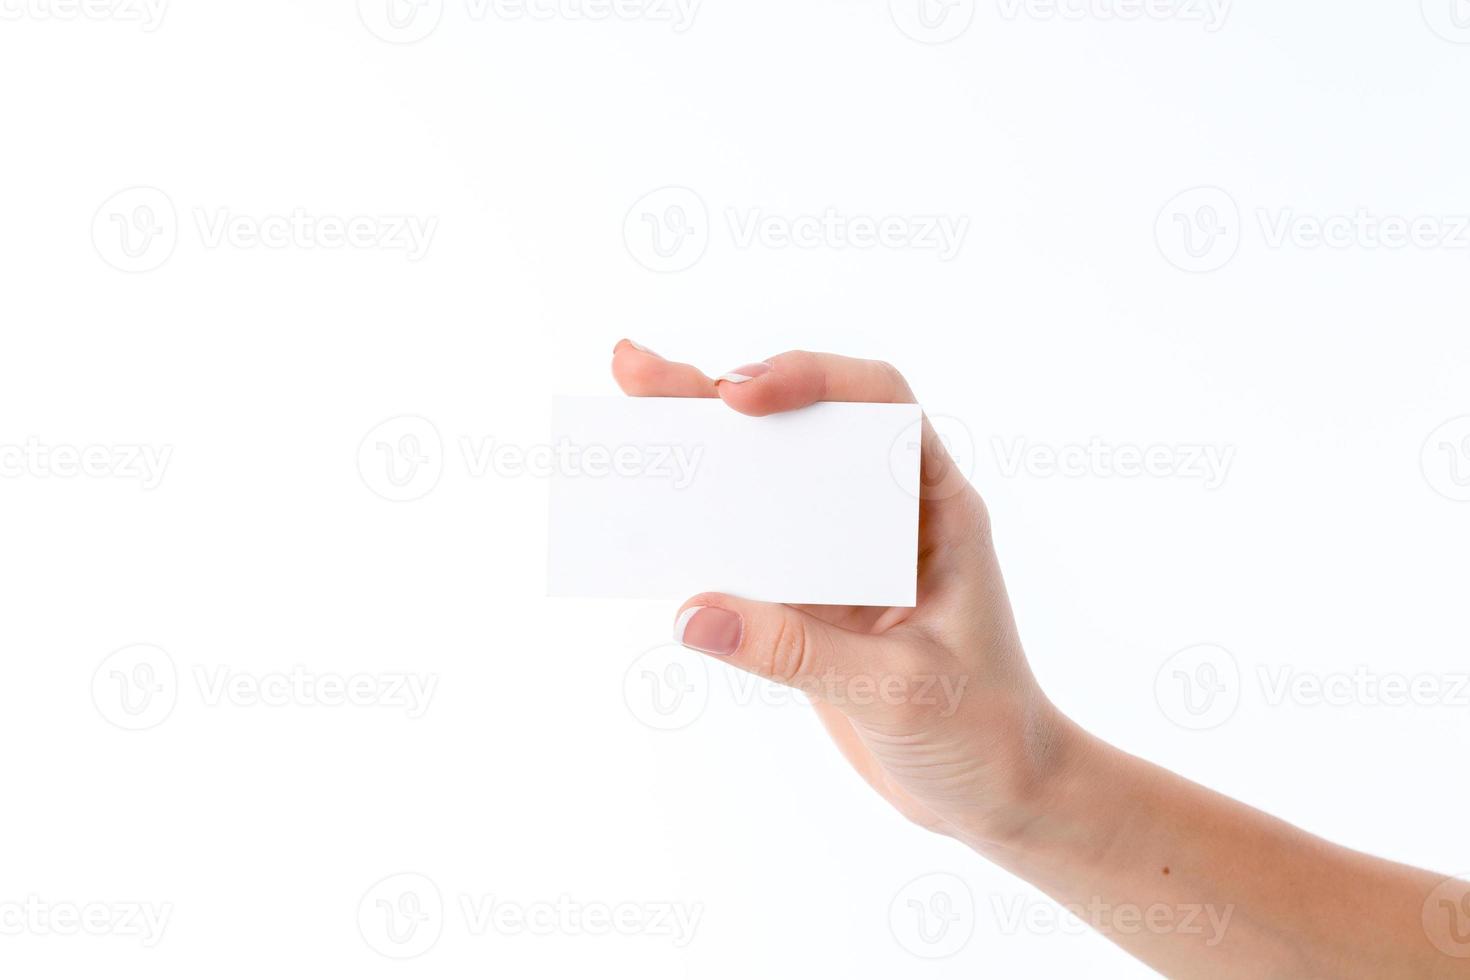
top-left (612, 340), bottom-right (1470, 979)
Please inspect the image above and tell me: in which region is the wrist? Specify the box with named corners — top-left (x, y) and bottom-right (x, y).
top-left (956, 709), bottom-right (1129, 875)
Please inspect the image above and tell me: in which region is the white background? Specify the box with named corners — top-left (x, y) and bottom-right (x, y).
top-left (3, 0), bottom-right (1470, 976)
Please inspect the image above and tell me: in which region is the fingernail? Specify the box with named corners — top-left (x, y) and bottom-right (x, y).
top-left (718, 362), bottom-right (772, 384)
top-left (673, 606), bottom-right (743, 656)
top-left (629, 340), bottom-right (663, 358)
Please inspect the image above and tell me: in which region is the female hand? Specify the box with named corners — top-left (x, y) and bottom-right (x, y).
top-left (611, 340), bottom-right (1468, 980)
top-left (612, 340), bottom-right (1064, 848)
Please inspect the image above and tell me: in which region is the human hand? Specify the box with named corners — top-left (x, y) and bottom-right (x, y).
top-left (611, 341), bottom-right (1068, 847)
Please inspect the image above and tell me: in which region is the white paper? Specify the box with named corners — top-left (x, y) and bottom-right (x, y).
top-left (547, 397), bottom-right (922, 606)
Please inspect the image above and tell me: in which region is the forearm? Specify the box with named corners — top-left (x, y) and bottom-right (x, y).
top-left (965, 717), bottom-right (1462, 979)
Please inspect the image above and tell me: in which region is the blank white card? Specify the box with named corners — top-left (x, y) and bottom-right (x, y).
top-left (547, 397), bottom-right (922, 606)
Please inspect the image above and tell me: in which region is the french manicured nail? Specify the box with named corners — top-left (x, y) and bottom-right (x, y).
top-left (673, 606), bottom-right (743, 656)
top-left (718, 362), bottom-right (772, 384)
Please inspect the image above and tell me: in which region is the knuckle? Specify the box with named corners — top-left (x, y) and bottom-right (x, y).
top-left (763, 616), bottom-right (814, 685)
top-left (774, 349), bottom-right (816, 378)
top-left (873, 359), bottom-right (911, 396)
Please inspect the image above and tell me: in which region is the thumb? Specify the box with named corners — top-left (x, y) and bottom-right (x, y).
top-left (672, 593), bottom-right (882, 694)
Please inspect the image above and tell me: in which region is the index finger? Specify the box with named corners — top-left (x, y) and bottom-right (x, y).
top-left (717, 350), bottom-right (978, 531)
top-left (715, 350), bottom-right (914, 415)
top-left (611, 339), bottom-right (719, 398)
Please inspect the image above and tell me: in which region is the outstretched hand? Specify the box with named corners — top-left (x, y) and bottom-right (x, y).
top-left (612, 340), bottom-right (1065, 846)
